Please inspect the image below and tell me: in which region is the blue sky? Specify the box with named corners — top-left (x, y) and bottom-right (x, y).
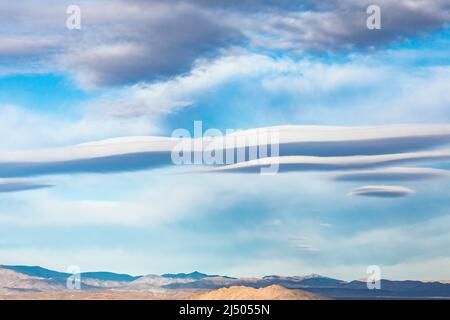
top-left (1, 0), bottom-right (450, 280)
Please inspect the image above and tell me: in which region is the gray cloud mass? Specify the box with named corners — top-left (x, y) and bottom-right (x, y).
top-left (1, 0), bottom-right (449, 87)
top-left (348, 185), bottom-right (415, 198)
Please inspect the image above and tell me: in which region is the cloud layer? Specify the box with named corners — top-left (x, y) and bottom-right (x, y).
top-left (1, 1), bottom-right (450, 88)
top-left (2, 124), bottom-right (450, 178)
top-left (348, 185), bottom-right (415, 198)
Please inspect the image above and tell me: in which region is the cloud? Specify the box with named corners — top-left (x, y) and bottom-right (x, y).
top-left (2, 124), bottom-right (450, 177)
top-left (0, 171), bottom-right (247, 227)
top-left (288, 236), bottom-right (320, 253)
top-left (323, 213), bottom-right (450, 267)
top-left (0, 1), bottom-right (241, 88)
top-left (320, 223), bottom-right (333, 228)
top-left (90, 52), bottom-right (450, 122)
top-left (0, 37), bottom-right (59, 59)
top-left (347, 185), bottom-right (415, 197)
top-left (242, 0), bottom-right (450, 52)
top-left (335, 167), bottom-right (450, 182)
top-left (1, 1), bottom-right (449, 87)
top-left (60, 1), bottom-right (241, 88)
top-left (0, 105), bottom-right (162, 149)
top-left (0, 179), bottom-right (52, 193)
top-left (294, 212), bottom-right (450, 280)
top-left (93, 54), bottom-right (286, 117)
top-left (294, 244), bottom-right (320, 253)
top-left (205, 151), bottom-right (450, 174)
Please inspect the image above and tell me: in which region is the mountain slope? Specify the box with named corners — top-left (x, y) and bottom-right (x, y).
top-left (262, 274), bottom-right (345, 287)
top-left (80, 272), bottom-right (140, 282)
top-left (0, 269), bottom-right (65, 293)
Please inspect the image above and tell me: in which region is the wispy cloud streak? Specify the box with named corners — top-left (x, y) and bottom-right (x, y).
top-left (0, 179), bottom-right (52, 193)
top-left (347, 185), bottom-right (415, 198)
top-left (1, 124), bottom-right (450, 178)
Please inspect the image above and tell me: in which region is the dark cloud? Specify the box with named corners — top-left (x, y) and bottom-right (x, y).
top-left (1, 0), bottom-right (449, 86)
top-left (347, 185), bottom-right (415, 198)
top-left (245, 0), bottom-right (450, 52)
top-left (60, 1), bottom-right (241, 87)
top-left (0, 180), bottom-right (52, 193)
top-left (0, 1), bottom-right (241, 87)
top-left (0, 152), bottom-right (171, 178)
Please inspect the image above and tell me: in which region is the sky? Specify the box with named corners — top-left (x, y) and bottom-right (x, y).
top-left (1, 0), bottom-right (450, 281)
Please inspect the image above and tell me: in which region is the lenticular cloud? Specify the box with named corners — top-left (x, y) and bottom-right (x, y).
top-left (348, 185), bottom-right (415, 198)
top-left (1, 124), bottom-right (450, 181)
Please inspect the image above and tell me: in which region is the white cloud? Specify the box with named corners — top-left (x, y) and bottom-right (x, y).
top-left (2, 123), bottom-right (450, 178)
top-left (242, 0), bottom-right (450, 52)
top-left (94, 53), bottom-right (292, 117)
top-left (206, 151), bottom-right (450, 174)
top-left (88, 52), bottom-right (450, 125)
top-left (326, 212), bottom-right (450, 263)
top-left (2, 51), bottom-right (450, 150)
top-left (320, 223), bottom-right (333, 228)
top-left (0, 105), bottom-right (161, 149)
top-left (0, 171), bottom-right (241, 227)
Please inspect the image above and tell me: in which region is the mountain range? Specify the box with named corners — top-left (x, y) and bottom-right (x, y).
top-left (1, 264), bottom-right (450, 299)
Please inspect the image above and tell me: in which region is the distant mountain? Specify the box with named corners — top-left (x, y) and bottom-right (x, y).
top-left (0, 268), bottom-right (68, 294)
top-left (262, 274), bottom-right (345, 288)
top-left (162, 271), bottom-right (235, 280)
top-left (0, 265), bottom-right (68, 279)
top-left (163, 276), bottom-right (243, 289)
top-left (165, 274), bottom-right (344, 290)
top-left (328, 279), bottom-right (450, 299)
top-left (188, 285), bottom-right (326, 300)
top-left (0, 265), bottom-right (140, 282)
top-left (2, 264), bottom-right (450, 299)
top-left (126, 274), bottom-right (197, 289)
top-left (80, 272), bottom-right (140, 282)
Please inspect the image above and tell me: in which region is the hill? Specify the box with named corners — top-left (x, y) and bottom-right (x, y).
top-left (188, 285), bottom-right (326, 300)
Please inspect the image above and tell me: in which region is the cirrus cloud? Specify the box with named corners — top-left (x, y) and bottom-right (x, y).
top-left (335, 167), bottom-right (450, 182)
top-left (2, 124), bottom-right (450, 178)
